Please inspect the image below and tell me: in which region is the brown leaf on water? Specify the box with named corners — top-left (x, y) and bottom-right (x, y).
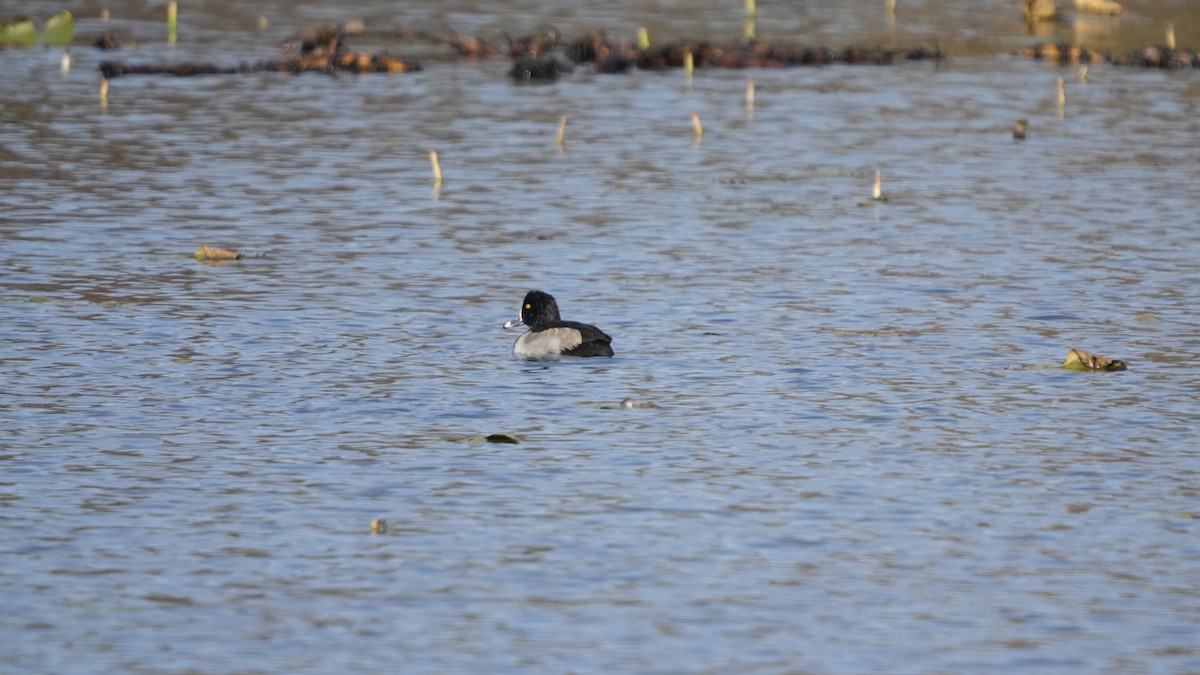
top-left (1023, 0), bottom-right (1058, 23)
top-left (1063, 348), bottom-right (1128, 372)
top-left (1074, 0), bottom-right (1124, 15)
top-left (376, 54), bottom-right (414, 73)
top-left (485, 433), bottom-right (520, 444)
top-left (194, 246), bottom-right (242, 261)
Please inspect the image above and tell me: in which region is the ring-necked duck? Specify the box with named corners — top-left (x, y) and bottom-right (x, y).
top-left (502, 290), bottom-right (614, 358)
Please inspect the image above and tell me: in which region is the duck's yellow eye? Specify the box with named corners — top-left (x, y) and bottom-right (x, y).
top-left (525, 303), bottom-right (531, 309)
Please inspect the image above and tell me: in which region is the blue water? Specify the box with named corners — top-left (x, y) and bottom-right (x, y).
top-left (2, 1), bottom-right (1199, 672)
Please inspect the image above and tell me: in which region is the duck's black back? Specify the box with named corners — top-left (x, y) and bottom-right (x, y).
top-left (556, 320), bottom-right (614, 357)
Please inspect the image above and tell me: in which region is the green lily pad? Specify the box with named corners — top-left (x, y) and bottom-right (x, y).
top-left (0, 17), bottom-right (37, 48)
top-left (42, 11), bottom-right (74, 47)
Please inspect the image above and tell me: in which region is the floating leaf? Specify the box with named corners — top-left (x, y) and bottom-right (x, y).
top-left (194, 245), bottom-right (242, 261)
top-left (0, 17), bottom-right (37, 48)
top-left (1074, 0), bottom-right (1124, 15)
top-left (621, 398), bottom-right (659, 409)
top-left (452, 433), bottom-right (522, 445)
top-left (42, 10), bottom-right (73, 47)
top-left (592, 398), bottom-right (661, 410)
top-left (485, 433), bottom-right (520, 444)
top-left (1022, 0), bottom-right (1057, 23)
top-left (369, 518), bottom-right (388, 534)
top-left (1063, 348), bottom-right (1127, 372)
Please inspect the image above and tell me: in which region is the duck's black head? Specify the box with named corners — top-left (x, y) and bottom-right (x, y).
top-left (519, 290), bottom-right (562, 330)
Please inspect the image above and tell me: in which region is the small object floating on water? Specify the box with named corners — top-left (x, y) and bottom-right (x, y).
top-left (1013, 119), bottom-right (1028, 139)
top-left (1022, 0), bottom-right (1058, 24)
top-left (370, 518), bottom-right (388, 534)
top-left (1017, 41), bottom-right (1200, 68)
top-left (451, 433), bottom-right (521, 444)
top-left (509, 53), bottom-right (573, 80)
top-left (93, 33), bottom-right (120, 50)
top-left (595, 398), bottom-right (660, 409)
top-left (485, 433), bottom-right (521, 444)
top-left (41, 11), bottom-right (76, 49)
top-left (856, 170), bottom-right (889, 206)
top-left (1063, 347), bottom-right (1127, 372)
top-left (691, 110), bottom-right (703, 137)
top-left (0, 17), bottom-right (36, 48)
top-left (1074, 0), bottom-right (1124, 16)
top-left (1018, 43), bottom-right (1105, 65)
top-left (98, 44), bottom-right (422, 77)
top-left (194, 245), bottom-right (242, 261)
top-left (621, 398), bottom-right (660, 409)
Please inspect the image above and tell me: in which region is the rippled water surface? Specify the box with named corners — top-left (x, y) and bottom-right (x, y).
top-left (2, 0), bottom-right (1199, 672)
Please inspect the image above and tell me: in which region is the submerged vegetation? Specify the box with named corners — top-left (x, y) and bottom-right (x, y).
top-left (1020, 41), bottom-right (1200, 67)
top-left (6, 5), bottom-right (1195, 78)
top-left (97, 20), bottom-right (946, 79)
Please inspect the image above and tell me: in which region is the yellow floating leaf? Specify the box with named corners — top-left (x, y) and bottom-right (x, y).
top-left (1074, 0), bottom-right (1124, 15)
top-left (379, 55), bottom-right (410, 73)
top-left (42, 10), bottom-right (74, 47)
top-left (1022, 0), bottom-right (1057, 23)
top-left (370, 518), bottom-right (388, 534)
top-left (1063, 348), bottom-right (1128, 372)
top-left (0, 17), bottom-right (37, 47)
top-left (194, 245), bottom-right (242, 261)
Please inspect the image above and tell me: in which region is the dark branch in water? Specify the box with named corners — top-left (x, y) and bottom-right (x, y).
top-left (507, 31), bottom-right (946, 79)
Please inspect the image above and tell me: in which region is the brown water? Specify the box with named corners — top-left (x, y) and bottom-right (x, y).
top-left (2, 0), bottom-right (1199, 672)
